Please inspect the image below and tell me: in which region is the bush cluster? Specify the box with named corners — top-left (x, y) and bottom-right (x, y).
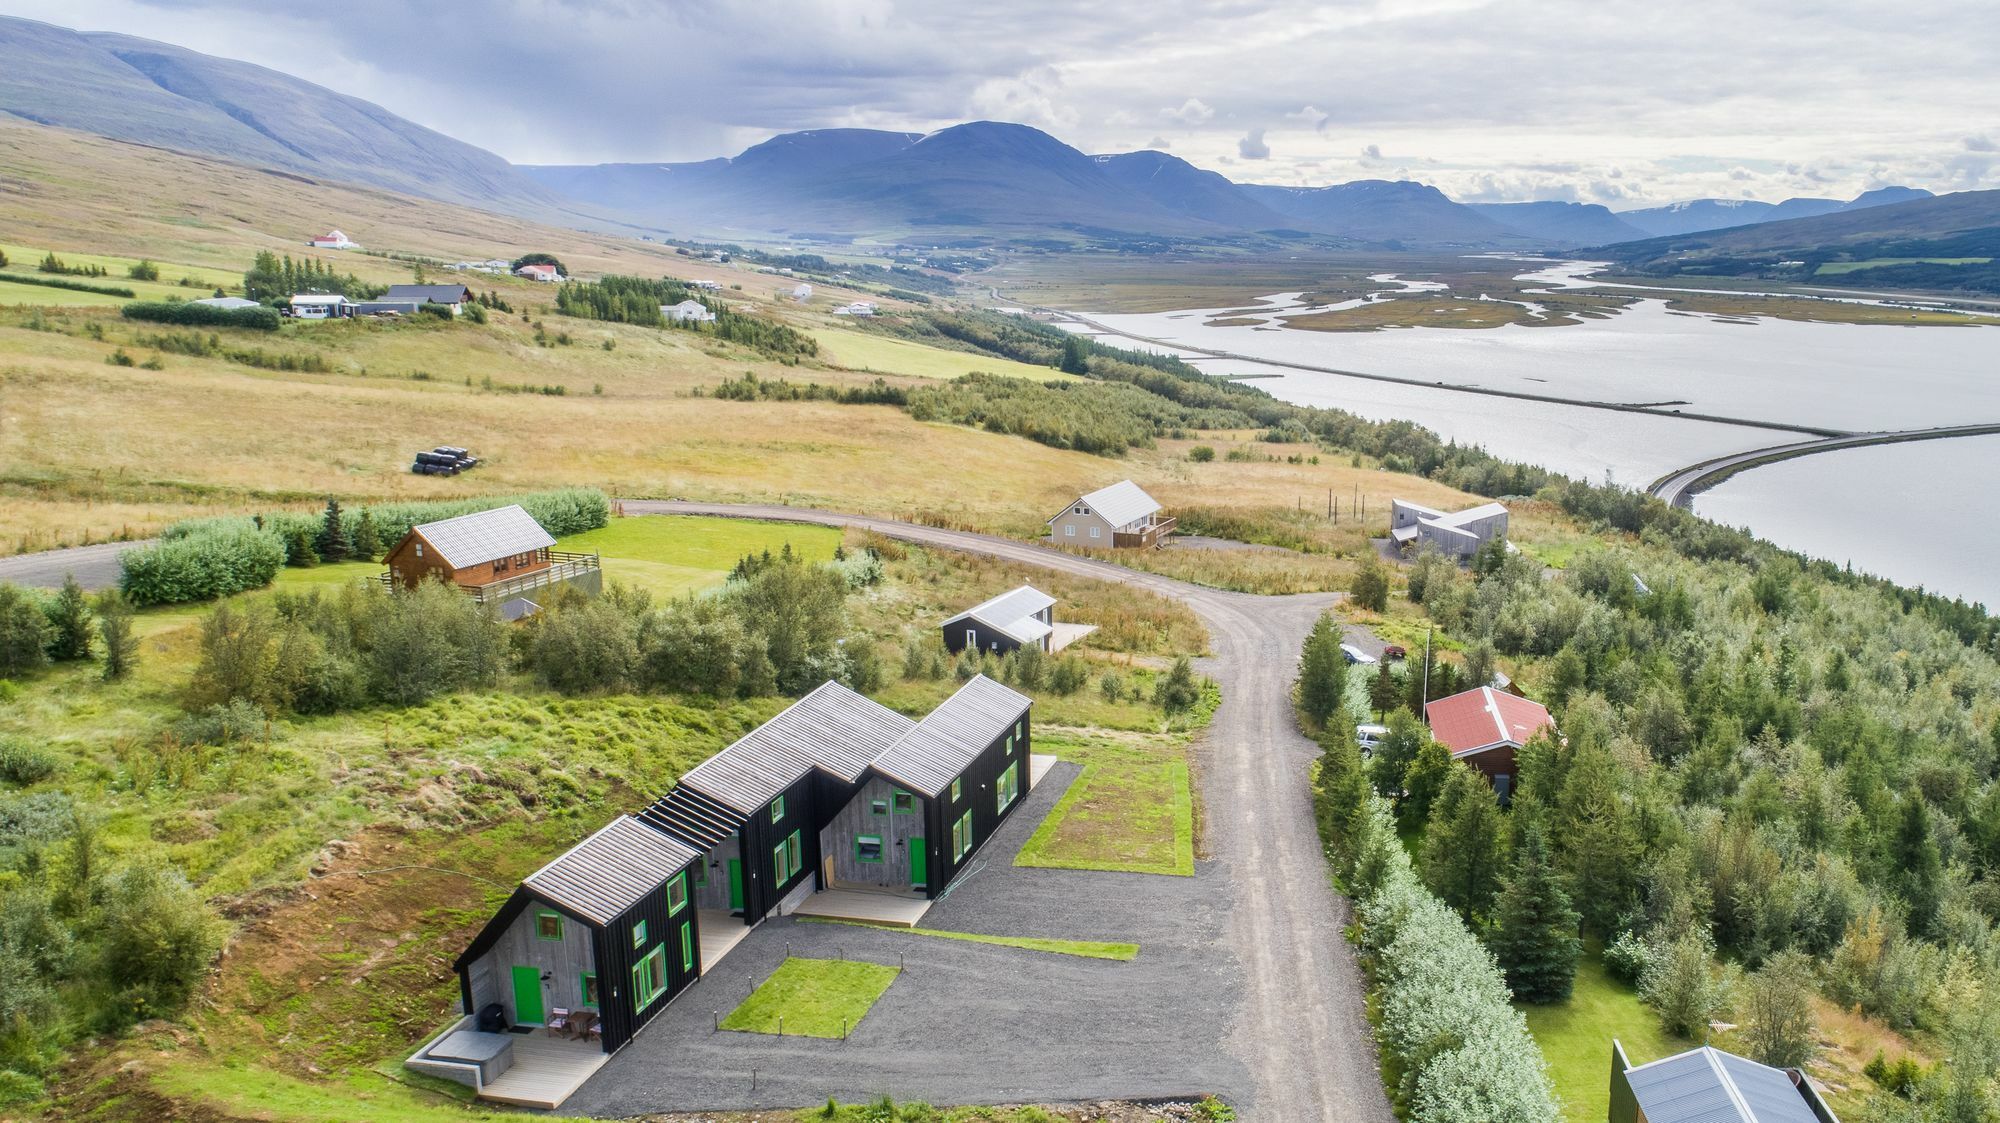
top-left (118, 524), bottom-right (285, 606)
top-left (120, 301), bottom-right (280, 331)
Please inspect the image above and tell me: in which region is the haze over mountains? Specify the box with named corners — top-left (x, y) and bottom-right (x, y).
top-left (0, 15), bottom-right (1985, 255)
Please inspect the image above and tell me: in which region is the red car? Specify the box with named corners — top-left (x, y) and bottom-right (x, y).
top-left (1382, 644), bottom-right (1407, 661)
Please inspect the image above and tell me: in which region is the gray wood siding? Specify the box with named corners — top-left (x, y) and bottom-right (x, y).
top-left (819, 777), bottom-right (927, 890)
top-left (691, 835), bottom-right (740, 912)
top-left (465, 896), bottom-right (597, 1029)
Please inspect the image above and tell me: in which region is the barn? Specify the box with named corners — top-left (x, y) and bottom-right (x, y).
top-left (941, 584), bottom-right (1057, 655)
top-left (381, 504), bottom-right (601, 607)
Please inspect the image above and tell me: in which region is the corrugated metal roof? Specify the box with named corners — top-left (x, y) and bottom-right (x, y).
top-left (676, 682), bottom-right (916, 813)
top-left (1053, 480), bottom-right (1161, 529)
top-left (870, 675), bottom-right (1032, 797)
top-left (1626, 1047), bottom-right (1823, 1123)
top-left (1425, 686), bottom-right (1553, 755)
top-left (941, 584), bottom-right (1057, 644)
top-left (411, 504), bottom-right (555, 569)
top-left (522, 816), bottom-right (699, 926)
top-left (637, 783), bottom-right (744, 852)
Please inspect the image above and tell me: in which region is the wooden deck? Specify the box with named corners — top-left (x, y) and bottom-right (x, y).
top-left (791, 887), bottom-right (933, 927)
top-left (698, 908), bottom-right (753, 973)
top-left (1029, 751), bottom-right (1059, 787)
top-left (477, 1032), bottom-right (609, 1110)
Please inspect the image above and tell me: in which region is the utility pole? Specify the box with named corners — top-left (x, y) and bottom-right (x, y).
top-left (1422, 625), bottom-right (1433, 703)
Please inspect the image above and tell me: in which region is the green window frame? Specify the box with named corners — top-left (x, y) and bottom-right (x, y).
top-left (997, 761), bottom-right (1019, 813)
top-left (870, 797), bottom-right (890, 816)
top-left (892, 789), bottom-right (914, 813)
top-left (770, 795), bottom-right (786, 823)
top-left (632, 919), bottom-right (648, 948)
top-left (786, 830), bottom-right (801, 878)
top-left (579, 972), bottom-right (599, 1008)
top-left (953, 810), bottom-right (974, 860)
top-left (950, 778), bottom-right (962, 803)
top-left (632, 946), bottom-right (668, 1010)
top-left (856, 834), bottom-right (884, 863)
top-left (666, 871), bottom-right (688, 915)
top-left (773, 841), bottom-right (787, 884)
top-left (680, 921), bottom-right (694, 972)
top-left (534, 910), bottom-right (563, 941)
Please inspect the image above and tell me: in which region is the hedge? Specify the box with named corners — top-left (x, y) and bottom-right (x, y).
top-left (161, 487), bottom-right (610, 550)
top-left (120, 301), bottom-right (281, 331)
top-left (0, 273), bottom-right (137, 297)
top-left (119, 525), bottom-right (286, 606)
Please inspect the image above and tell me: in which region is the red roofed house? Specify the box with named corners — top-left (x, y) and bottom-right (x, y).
top-left (309, 229), bottom-right (358, 250)
top-left (1423, 686), bottom-right (1555, 800)
top-left (514, 263), bottom-right (562, 283)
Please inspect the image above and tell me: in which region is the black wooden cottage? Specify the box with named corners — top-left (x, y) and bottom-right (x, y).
top-left (451, 816), bottom-right (703, 1053)
top-left (940, 584), bottom-right (1057, 655)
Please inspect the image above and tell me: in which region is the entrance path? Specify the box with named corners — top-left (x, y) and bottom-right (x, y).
top-left (0, 539), bottom-right (146, 591)
top-left (619, 501), bottom-right (1393, 1122)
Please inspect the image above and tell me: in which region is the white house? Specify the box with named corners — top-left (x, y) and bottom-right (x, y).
top-left (1389, 499), bottom-right (1510, 559)
top-left (832, 301), bottom-right (878, 317)
top-left (289, 293), bottom-right (350, 319)
top-left (309, 229), bottom-right (358, 250)
top-left (791, 283), bottom-right (814, 302)
top-left (514, 263), bottom-right (563, 283)
top-left (1047, 481), bottom-right (1175, 549)
top-left (689, 279), bottom-right (722, 291)
top-left (661, 299), bottom-right (716, 324)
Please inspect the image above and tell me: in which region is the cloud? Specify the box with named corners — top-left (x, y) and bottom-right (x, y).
top-left (1361, 143), bottom-right (1383, 161)
top-left (1967, 135), bottom-right (1999, 153)
top-left (1160, 97), bottom-right (1214, 126)
top-left (1237, 128), bottom-right (1270, 159)
top-left (1284, 104), bottom-right (1330, 131)
top-left (1145, 136), bottom-right (1172, 150)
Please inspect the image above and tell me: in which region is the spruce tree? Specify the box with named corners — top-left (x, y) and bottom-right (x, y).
top-left (350, 510), bottom-right (381, 562)
top-left (1368, 660), bottom-right (1401, 719)
top-left (1491, 824), bottom-right (1581, 1003)
top-left (1400, 738), bottom-right (1454, 832)
top-left (47, 574), bottom-right (94, 661)
top-left (1059, 335), bottom-right (1089, 375)
top-left (1893, 790), bottom-right (1943, 939)
top-left (97, 589), bottom-right (138, 681)
top-left (1553, 741), bottom-right (1642, 937)
top-left (1297, 612), bottom-right (1347, 727)
top-left (1316, 727), bottom-right (1373, 874)
top-left (1351, 552), bottom-right (1390, 611)
top-left (314, 498), bottom-right (352, 564)
top-left (1421, 766), bottom-right (1508, 925)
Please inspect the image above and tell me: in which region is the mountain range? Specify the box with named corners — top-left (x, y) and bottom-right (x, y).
top-left (0, 15), bottom-right (1983, 254)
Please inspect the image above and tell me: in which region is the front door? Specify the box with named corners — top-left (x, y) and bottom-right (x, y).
top-left (909, 837), bottom-right (927, 890)
top-left (727, 858), bottom-right (744, 911)
top-left (511, 965), bottom-right (543, 1026)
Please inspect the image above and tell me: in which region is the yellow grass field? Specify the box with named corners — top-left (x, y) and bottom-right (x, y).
top-left (812, 326), bottom-right (1080, 381)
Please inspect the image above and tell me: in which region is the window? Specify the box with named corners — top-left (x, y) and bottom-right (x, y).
top-left (1005, 732), bottom-right (1014, 751)
top-left (952, 810), bottom-right (974, 861)
top-left (580, 972), bottom-right (599, 1007)
top-left (680, 921), bottom-right (694, 972)
top-left (870, 798), bottom-right (890, 816)
top-left (535, 910), bottom-right (563, 941)
top-left (1064, 525), bottom-right (1075, 537)
top-left (414, 543), bottom-right (424, 558)
top-left (786, 831), bottom-right (801, 878)
top-left (893, 790), bottom-right (914, 813)
top-left (666, 872), bottom-right (687, 915)
top-left (632, 946), bottom-right (668, 1010)
top-left (997, 761), bottom-right (1020, 813)
top-left (770, 796), bottom-right (786, 823)
top-left (772, 829), bottom-right (804, 884)
top-left (856, 835), bottom-right (884, 862)
top-left (632, 919), bottom-right (648, 948)
top-left (1089, 525), bottom-right (1101, 539)
top-left (950, 778), bottom-right (962, 803)
top-left (966, 627), bottom-right (978, 649)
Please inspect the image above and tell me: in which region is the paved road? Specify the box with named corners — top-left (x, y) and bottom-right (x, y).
top-left (623, 501), bottom-right (1393, 1122)
top-left (1646, 422), bottom-right (2000, 508)
top-left (0, 539), bottom-right (148, 591)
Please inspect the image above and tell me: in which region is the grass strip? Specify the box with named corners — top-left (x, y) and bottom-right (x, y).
top-left (1016, 749), bottom-right (1195, 876)
top-left (719, 957), bottom-right (900, 1038)
top-left (802, 918), bottom-right (1139, 961)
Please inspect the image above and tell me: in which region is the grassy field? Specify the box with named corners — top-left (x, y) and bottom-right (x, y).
top-left (1017, 729), bottom-right (1197, 876)
top-left (813, 326), bottom-right (1079, 381)
top-left (1521, 955), bottom-right (1693, 1123)
top-left (1816, 257), bottom-right (1992, 275)
top-left (720, 957), bottom-right (901, 1038)
top-left (802, 920), bottom-right (1139, 961)
top-left (560, 514), bottom-right (843, 599)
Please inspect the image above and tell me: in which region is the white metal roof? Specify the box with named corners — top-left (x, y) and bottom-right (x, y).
top-left (193, 296), bottom-right (261, 309)
top-left (289, 293), bottom-right (348, 305)
top-left (523, 816), bottom-right (700, 926)
top-left (870, 675), bottom-right (1032, 797)
top-left (411, 504), bottom-right (555, 569)
top-left (676, 682), bottom-right (916, 814)
top-left (1624, 1047), bottom-right (1822, 1123)
top-left (1053, 480), bottom-right (1161, 529)
top-left (941, 584), bottom-right (1057, 645)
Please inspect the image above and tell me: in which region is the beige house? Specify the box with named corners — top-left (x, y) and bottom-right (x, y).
top-left (1047, 481), bottom-right (1175, 549)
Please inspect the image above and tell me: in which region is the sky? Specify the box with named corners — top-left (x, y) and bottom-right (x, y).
top-left (4, 0), bottom-right (1997, 207)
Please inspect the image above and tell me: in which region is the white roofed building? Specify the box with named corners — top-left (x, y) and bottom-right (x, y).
top-left (661, 299), bottom-right (715, 324)
top-left (941, 584), bottom-right (1059, 655)
top-left (1048, 480), bottom-right (1175, 549)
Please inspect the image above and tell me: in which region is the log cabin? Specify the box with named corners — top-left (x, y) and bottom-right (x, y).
top-left (381, 504), bottom-right (600, 608)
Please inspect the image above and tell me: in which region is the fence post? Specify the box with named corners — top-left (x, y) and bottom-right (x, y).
top-left (712, 1010), bottom-right (718, 1032)
top-left (778, 1014), bottom-right (784, 1036)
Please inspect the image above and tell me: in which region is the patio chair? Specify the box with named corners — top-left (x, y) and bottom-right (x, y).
top-left (546, 1006), bottom-right (572, 1038)
top-left (577, 1010), bottom-right (601, 1044)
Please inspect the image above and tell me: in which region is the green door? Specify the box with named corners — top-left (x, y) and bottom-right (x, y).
top-left (909, 837), bottom-right (927, 890)
top-left (727, 858), bottom-right (744, 911)
top-left (511, 966), bottom-right (544, 1026)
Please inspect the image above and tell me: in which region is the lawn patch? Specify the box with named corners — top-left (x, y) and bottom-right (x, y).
top-left (720, 957), bottom-right (900, 1038)
top-left (1015, 731), bottom-right (1194, 876)
top-left (559, 514), bottom-right (841, 599)
top-left (1520, 953), bottom-right (1692, 1123)
top-left (802, 919), bottom-right (1139, 960)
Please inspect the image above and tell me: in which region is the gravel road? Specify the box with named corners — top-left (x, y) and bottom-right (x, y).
top-left (619, 501), bottom-right (1394, 1123)
top-left (0, 540), bottom-right (145, 591)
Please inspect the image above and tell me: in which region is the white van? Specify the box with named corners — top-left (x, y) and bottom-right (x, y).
top-left (1340, 643), bottom-right (1377, 665)
top-left (1355, 723), bottom-right (1388, 755)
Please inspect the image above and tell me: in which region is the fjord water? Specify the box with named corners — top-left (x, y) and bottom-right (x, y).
top-left (1067, 289), bottom-right (2000, 606)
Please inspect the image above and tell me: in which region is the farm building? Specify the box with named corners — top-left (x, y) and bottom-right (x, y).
top-left (1423, 685), bottom-right (1554, 800)
top-left (831, 301), bottom-right (877, 316)
top-left (381, 503), bottom-right (601, 607)
top-left (661, 299), bottom-right (716, 323)
top-left (1048, 480), bottom-right (1175, 549)
top-left (288, 293), bottom-right (350, 319)
top-left (941, 584), bottom-right (1056, 655)
top-left (382, 283), bottom-right (474, 314)
top-left (1389, 498), bottom-right (1509, 559)
top-left (309, 229), bottom-right (358, 249)
top-left (515, 262), bottom-right (563, 282)
top-left (1609, 1041), bottom-right (1838, 1123)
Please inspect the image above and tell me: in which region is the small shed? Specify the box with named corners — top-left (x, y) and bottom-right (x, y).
top-left (289, 293), bottom-right (350, 319)
top-left (941, 584), bottom-right (1057, 655)
top-left (1610, 1041), bottom-right (1839, 1123)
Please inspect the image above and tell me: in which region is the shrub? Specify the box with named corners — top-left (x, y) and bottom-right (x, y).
top-left (167, 700), bottom-right (269, 746)
top-left (127, 259), bottom-right (161, 282)
top-left (119, 524), bottom-right (285, 606)
top-left (1604, 930), bottom-right (1656, 985)
top-left (1099, 671), bottom-right (1125, 703)
top-left (1153, 655), bottom-right (1202, 714)
top-left (1864, 1051), bottom-right (1924, 1097)
top-left (1640, 929), bottom-right (1732, 1039)
top-left (1351, 552), bottom-right (1390, 612)
top-left (1188, 444), bottom-right (1216, 462)
top-left (0, 586), bottom-right (53, 677)
top-left (97, 863), bottom-right (225, 1016)
top-left (1049, 657), bottom-right (1088, 695)
top-left (120, 301), bottom-right (280, 330)
top-left (0, 739), bottom-right (59, 786)
top-left (44, 576), bottom-right (93, 662)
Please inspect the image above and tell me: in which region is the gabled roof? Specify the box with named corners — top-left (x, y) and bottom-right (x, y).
top-left (522, 816), bottom-right (700, 926)
top-left (516, 262), bottom-right (558, 274)
top-left (1424, 686), bottom-right (1553, 756)
top-left (941, 584), bottom-right (1057, 645)
top-left (675, 682), bottom-right (916, 814)
top-left (410, 504), bottom-right (555, 569)
top-left (193, 296), bottom-right (262, 309)
top-left (383, 284), bottom-right (473, 303)
top-left (871, 675), bottom-right (1032, 797)
top-left (289, 293), bottom-right (348, 304)
top-left (1051, 480), bottom-right (1161, 529)
top-left (1624, 1046), bottom-right (1824, 1123)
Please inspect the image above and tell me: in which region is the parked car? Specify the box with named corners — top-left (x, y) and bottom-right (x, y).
top-left (1340, 643), bottom-right (1377, 665)
top-left (1382, 644), bottom-right (1407, 661)
top-left (1356, 723), bottom-right (1389, 756)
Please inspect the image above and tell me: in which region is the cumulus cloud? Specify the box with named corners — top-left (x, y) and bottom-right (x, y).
top-left (1237, 129), bottom-right (1270, 159)
top-left (1284, 104), bottom-right (1330, 131)
top-left (1145, 136), bottom-right (1172, 150)
top-left (1361, 143), bottom-right (1384, 161)
top-left (1967, 135), bottom-right (1999, 153)
top-left (1161, 97), bottom-right (1215, 126)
